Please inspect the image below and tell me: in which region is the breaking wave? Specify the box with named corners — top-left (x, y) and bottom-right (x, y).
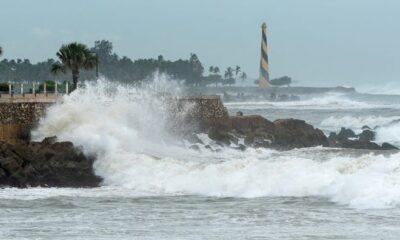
top-left (375, 121), bottom-right (400, 146)
top-left (320, 115), bottom-right (400, 133)
top-left (358, 82), bottom-right (400, 95)
top-left (30, 80), bottom-right (400, 209)
top-left (225, 93), bottom-right (393, 110)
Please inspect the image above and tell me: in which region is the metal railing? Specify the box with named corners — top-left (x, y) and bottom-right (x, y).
top-left (0, 82), bottom-right (70, 102)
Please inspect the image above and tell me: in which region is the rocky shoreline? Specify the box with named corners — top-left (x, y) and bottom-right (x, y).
top-left (0, 137), bottom-right (101, 188)
top-left (187, 114), bottom-right (398, 151)
top-left (0, 97), bottom-right (398, 188)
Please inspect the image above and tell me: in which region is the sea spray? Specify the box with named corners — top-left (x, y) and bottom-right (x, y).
top-left (32, 80), bottom-right (400, 209)
top-left (320, 115), bottom-right (400, 133)
top-left (225, 93), bottom-right (385, 110)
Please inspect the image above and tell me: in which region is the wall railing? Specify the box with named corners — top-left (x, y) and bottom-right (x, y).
top-left (0, 82), bottom-right (69, 102)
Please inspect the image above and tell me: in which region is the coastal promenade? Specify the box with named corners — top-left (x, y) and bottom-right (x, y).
top-left (0, 93), bottom-right (57, 142)
top-left (0, 93), bottom-right (58, 103)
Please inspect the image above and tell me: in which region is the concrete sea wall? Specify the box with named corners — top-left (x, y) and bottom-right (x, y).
top-left (0, 96), bottom-right (228, 142)
top-left (171, 96), bottom-right (229, 128)
top-left (0, 102), bottom-right (53, 142)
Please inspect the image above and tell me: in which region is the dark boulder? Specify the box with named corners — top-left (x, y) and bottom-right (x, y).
top-left (207, 116), bottom-right (328, 150)
top-left (337, 127), bottom-right (357, 140)
top-left (358, 129), bottom-right (375, 142)
top-left (0, 139), bottom-right (101, 188)
top-left (328, 127), bottom-right (398, 150)
top-left (208, 125), bottom-right (235, 145)
top-left (381, 142), bottom-right (399, 150)
top-left (361, 125), bottom-right (371, 131)
top-left (228, 115), bottom-right (275, 135)
top-left (273, 119), bottom-right (328, 149)
top-left (332, 139), bottom-right (382, 150)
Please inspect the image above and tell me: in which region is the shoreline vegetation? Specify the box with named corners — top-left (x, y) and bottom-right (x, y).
top-left (0, 42), bottom-right (396, 189)
top-left (0, 96), bottom-right (398, 188)
top-left (0, 40), bottom-right (300, 89)
top-left (0, 40), bottom-right (250, 87)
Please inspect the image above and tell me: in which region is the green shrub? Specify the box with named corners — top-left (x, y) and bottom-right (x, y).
top-left (0, 83), bottom-right (13, 92)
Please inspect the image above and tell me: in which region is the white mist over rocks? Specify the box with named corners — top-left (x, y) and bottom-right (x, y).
top-left (225, 93), bottom-right (397, 110)
top-left (31, 80), bottom-right (400, 209)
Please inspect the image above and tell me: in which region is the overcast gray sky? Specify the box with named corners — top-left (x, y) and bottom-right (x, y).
top-left (1, 0), bottom-right (399, 88)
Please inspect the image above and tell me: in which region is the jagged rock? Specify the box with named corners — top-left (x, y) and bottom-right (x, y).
top-left (358, 129), bottom-right (375, 142)
top-left (332, 139), bottom-right (381, 150)
top-left (228, 115), bottom-right (275, 135)
top-left (208, 126), bottom-right (231, 145)
top-left (381, 142), bottom-right (398, 150)
top-left (0, 140), bottom-right (101, 188)
top-left (41, 136), bottom-right (58, 145)
top-left (209, 116), bottom-right (327, 150)
top-left (328, 127), bottom-right (399, 150)
top-left (361, 125), bottom-right (371, 131)
top-left (337, 127), bottom-right (357, 140)
top-left (273, 119), bottom-right (328, 149)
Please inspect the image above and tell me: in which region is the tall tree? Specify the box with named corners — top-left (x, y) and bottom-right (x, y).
top-left (90, 40), bottom-right (117, 64)
top-left (213, 66), bottom-right (220, 75)
top-left (208, 66), bottom-right (214, 75)
top-left (188, 53), bottom-right (204, 86)
top-left (224, 67), bottom-right (235, 86)
top-left (239, 72), bottom-right (247, 85)
top-left (51, 42), bottom-right (98, 90)
top-left (224, 67), bottom-right (234, 79)
top-left (0, 46), bottom-right (2, 57)
top-left (234, 65), bottom-right (241, 79)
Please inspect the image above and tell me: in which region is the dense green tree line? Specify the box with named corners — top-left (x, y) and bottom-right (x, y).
top-left (0, 41), bottom-right (247, 87)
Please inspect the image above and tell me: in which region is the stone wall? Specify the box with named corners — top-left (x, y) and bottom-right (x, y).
top-left (0, 96), bottom-right (228, 142)
top-left (0, 102), bottom-right (53, 142)
top-left (168, 96), bottom-right (229, 132)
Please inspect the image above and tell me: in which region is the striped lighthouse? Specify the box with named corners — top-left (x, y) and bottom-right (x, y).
top-left (259, 22), bottom-right (269, 88)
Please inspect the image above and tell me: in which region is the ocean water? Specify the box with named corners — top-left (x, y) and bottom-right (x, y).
top-left (2, 80), bottom-right (400, 239)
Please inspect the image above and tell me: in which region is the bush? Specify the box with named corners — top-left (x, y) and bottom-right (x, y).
top-left (0, 83), bottom-right (12, 92)
top-left (38, 80), bottom-right (56, 92)
top-left (269, 76), bottom-right (292, 87)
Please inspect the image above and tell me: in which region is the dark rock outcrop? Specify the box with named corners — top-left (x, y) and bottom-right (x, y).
top-left (337, 127), bottom-right (357, 140)
top-left (358, 129), bottom-right (375, 142)
top-left (205, 115), bottom-right (327, 150)
top-left (381, 142), bottom-right (398, 150)
top-left (328, 127), bottom-right (398, 150)
top-left (272, 119), bottom-right (328, 149)
top-left (0, 138), bottom-right (101, 188)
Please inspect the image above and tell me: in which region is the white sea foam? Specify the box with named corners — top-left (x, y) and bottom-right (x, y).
top-left (319, 115), bottom-right (400, 145)
top-left (320, 116), bottom-right (400, 133)
top-left (225, 93), bottom-right (391, 110)
top-left (375, 121), bottom-right (400, 146)
top-left (358, 82), bottom-right (400, 95)
top-left (28, 80), bottom-right (400, 209)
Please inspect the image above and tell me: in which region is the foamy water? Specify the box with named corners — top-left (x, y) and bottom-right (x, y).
top-left (225, 93), bottom-right (397, 110)
top-left (3, 80), bottom-right (400, 239)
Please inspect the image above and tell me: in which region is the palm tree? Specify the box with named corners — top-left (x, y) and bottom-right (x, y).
top-left (224, 67), bottom-right (234, 79)
top-left (213, 66), bottom-right (220, 75)
top-left (224, 67), bottom-right (235, 86)
top-left (209, 66), bottom-right (214, 75)
top-left (51, 42), bottom-right (98, 90)
top-left (234, 65), bottom-right (241, 79)
top-left (212, 66), bottom-right (220, 87)
top-left (239, 72), bottom-right (247, 86)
